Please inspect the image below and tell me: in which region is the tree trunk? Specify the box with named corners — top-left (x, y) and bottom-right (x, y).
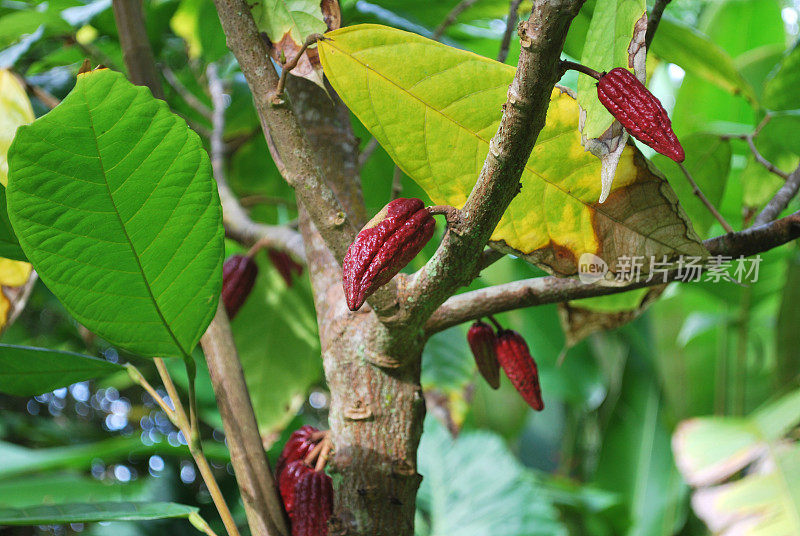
top-left (287, 77), bottom-right (426, 535)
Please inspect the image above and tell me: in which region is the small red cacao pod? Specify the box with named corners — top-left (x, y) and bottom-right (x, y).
top-left (467, 321), bottom-right (500, 389)
top-left (267, 248), bottom-right (304, 287)
top-left (276, 425), bottom-right (319, 478)
top-left (342, 198), bottom-right (435, 311)
top-left (494, 330), bottom-right (544, 411)
top-left (597, 67), bottom-right (685, 163)
top-left (221, 254), bottom-right (258, 320)
top-left (292, 469), bottom-right (334, 536)
top-left (278, 460), bottom-right (314, 515)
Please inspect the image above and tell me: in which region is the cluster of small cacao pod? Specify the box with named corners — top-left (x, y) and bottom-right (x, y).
top-left (342, 197), bottom-right (436, 311)
top-left (276, 425), bottom-right (333, 536)
top-left (221, 247), bottom-right (303, 320)
top-left (467, 320), bottom-right (544, 411)
top-left (595, 67), bottom-right (685, 163)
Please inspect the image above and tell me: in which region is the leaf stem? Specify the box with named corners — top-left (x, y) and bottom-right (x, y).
top-left (272, 34), bottom-right (324, 103)
top-left (560, 60), bottom-right (603, 81)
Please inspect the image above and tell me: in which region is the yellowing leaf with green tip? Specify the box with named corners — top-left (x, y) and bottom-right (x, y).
top-left (0, 257), bottom-right (32, 332)
top-left (319, 25), bottom-right (706, 277)
top-left (0, 70), bottom-right (35, 187)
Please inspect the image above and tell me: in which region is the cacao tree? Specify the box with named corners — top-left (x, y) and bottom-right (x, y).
top-left (1, 0), bottom-right (800, 535)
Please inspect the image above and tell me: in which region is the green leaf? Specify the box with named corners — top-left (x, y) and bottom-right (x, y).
top-left (650, 18), bottom-right (756, 104)
top-left (0, 343), bottom-right (122, 396)
top-left (652, 133), bottom-right (731, 237)
top-left (6, 69), bottom-right (224, 359)
top-left (319, 25), bottom-right (706, 277)
top-left (763, 41), bottom-right (800, 111)
top-left (0, 502), bottom-right (198, 525)
top-left (577, 0), bottom-right (645, 138)
top-left (777, 251), bottom-right (800, 390)
top-left (0, 186), bottom-right (25, 261)
top-left (416, 417), bottom-right (566, 536)
top-left (0, 473), bottom-right (144, 508)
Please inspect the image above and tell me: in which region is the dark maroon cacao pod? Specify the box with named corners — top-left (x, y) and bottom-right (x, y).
top-left (494, 330), bottom-right (544, 411)
top-left (291, 469), bottom-right (334, 536)
top-left (221, 254), bottom-right (258, 320)
top-left (597, 67), bottom-right (685, 163)
top-left (268, 248), bottom-right (304, 287)
top-left (467, 321), bottom-right (500, 389)
top-left (276, 425), bottom-right (319, 478)
top-left (279, 460), bottom-right (314, 516)
top-left (342, 198), bottom-right (435, 311)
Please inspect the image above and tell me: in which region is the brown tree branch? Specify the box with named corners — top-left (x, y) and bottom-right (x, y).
top-left (678, 162), bottom-right (733, 233)
top-left (201, 304), bottom-right (290, 536)
top-left (755, 164), bottom-right (800, 226)
top-left (645, 0), bottom-right (672, 49)
top-left (111, 0), bottom-right (164, 99)
top-left (497, 0), bottom-right (524, 63)
top-left (433, 0), bottom-right (481, 41)
top-left (426, 210), bottom-right (800, 333)
top-left (400, 0), bottom-right (586, 327)
top-left (206, 62), bottom-right (306, 261)
top-left (212, 0), bottom-right (396, 315)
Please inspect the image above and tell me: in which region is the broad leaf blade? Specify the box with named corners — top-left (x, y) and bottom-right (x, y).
top-left (0, 502), bottom-right (198, 525)
top-left (763, 41), bottom-right (800, 111)
top-left (319, 25), bottom-right (705, 276)
top-left (0, 343), bottom-right (122, 396)
top-left (6, 69), bottom-right (224, 359)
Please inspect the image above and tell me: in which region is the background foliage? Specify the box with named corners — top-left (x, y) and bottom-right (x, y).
top-left (0, 0), bottom-right (799, 535)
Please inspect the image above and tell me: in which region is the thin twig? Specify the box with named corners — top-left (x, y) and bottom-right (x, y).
top-left (358, 137), bottom-right (379, 169)
top-left (16, 75), bottom-right (60, 109)
top-left (125, 364), bottom-right (177, 421)
top-left (678, 162), bottom-right (733, 233)
top-left (497, 0), bottom-right (524, 62)
top-left (391, 166), bottom-right (403, 200)
top-left (560, 60), bottom-right (602, 80)
top-left (272, 33), bottom-right (323, 102)
top-left (163, 65), bottom-right (213, 120)
top-left (747, 136), bottom-right (789, 180)
top-left (645, 0), bottom-right (672, 49)
top-left (755, 164), bottom-right (800, 226)
top-left (433, 0), bottom-right (481, 40)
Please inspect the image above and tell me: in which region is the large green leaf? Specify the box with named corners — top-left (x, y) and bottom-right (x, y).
top-left (0, 502), bottom-right (198, 525)
top-left (576, 0), bottom-right (645, 138)
top-left (673, 387), bottom-right (800, 535)
top-left (319, 25), bottom-right (705, 277)
top-left (416, 417), bottom-right (565, 536)
top-left (763, 41), bottom-right (800, 111)
top-left (0, 473), bottom-right (144, 508)
top-left (650, 18), bottom-right (756, 104)
top-left (6, 69), bottom-right (224, 359)
top-left (0, 343), bottom-right (122, 396)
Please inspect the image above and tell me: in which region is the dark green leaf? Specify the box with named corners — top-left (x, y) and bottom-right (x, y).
top-left (0, 502), bottom-right (197, 525)
top-left (0, 344), bottom-right (121, 396)
top-left (0, 187), bottom-right (25, 261)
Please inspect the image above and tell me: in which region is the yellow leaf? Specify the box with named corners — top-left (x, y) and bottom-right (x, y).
top-left (0, 70), bottom-right (35, 187)
top-left (0, 257), bottom-right (32, 287)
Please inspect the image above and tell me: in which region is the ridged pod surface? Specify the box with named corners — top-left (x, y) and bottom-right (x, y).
top-left (597, 67), bottom-right (685, 162)
top-left (221, 254), bottom-right (258, 320)
top-left (279, 460), bottom-right (314, 516)
top-left (495, 330), bottom-right (544, 411)
top-left (275, 425), bottom-right (319, 478)
top-left (292, 469), bottom-right (334, 536)
top-left (342, 198), bottom-right (435, 311)
top-left (467, 321), bottom-right (500, 389)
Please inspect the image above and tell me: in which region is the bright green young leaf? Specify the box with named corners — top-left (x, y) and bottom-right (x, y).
top-left (0, 187), bottom-right (25, 261)
top-left (0, 501), bottom-right (198, 525)
top-left (416, 417), bottom-right (565, 536)
top-left (0, 344), bottom-right (122, 396)
top-left (652, 133), bottom-right (731, 237)
top-left (319, 25), bottom-right (705, 276)
top-left (0, 69), bottom-right (35, 187)
top-left (650, 18), bottom-right (756, 104)
top-left (763, 41), bottom-right (800, 111)
top-left (576, 0), bottom-right (645, 138)
top-left (6, 69), bottom-right (224, 359)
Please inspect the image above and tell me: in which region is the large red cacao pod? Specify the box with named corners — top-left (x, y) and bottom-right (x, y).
top-left (221, 254), bottom-right (258, 320)
top-left (597, 67), bottom-right (685, 163)
top-left (291, 469), bottom-right (334, 536)
top-left (467, 321), bottom-right (500, 389)
top-left (276, 425), bottom-right (319, 478)
top-left (495, 330), bottom-right (544, 411)
top-left (342, 198), bottom-right (435, 311)
top-left (278, 460), bottom-right (314, 516)
top-left (268, 248), bottom-right (304, 287)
